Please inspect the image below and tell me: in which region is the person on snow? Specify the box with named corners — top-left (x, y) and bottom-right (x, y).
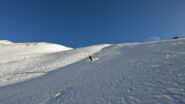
top-left (89, 56), bottom-right (93, 61)
top-left (171, 36), bottom-right (180, 39)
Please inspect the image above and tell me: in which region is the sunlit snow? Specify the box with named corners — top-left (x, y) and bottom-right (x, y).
top-left (0, 39), bottom-right (184, 104)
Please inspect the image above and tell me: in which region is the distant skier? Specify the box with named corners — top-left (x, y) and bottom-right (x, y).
top-left (89, 56), bottom-right (93, 61)
top-left (171, 36), bottom-right (180, 39)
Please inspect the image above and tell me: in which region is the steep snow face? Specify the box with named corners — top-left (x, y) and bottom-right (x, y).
top-left (0, 39), bottom-right (185, 104)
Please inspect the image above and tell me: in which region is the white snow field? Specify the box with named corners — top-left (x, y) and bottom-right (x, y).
top-left (0, 39), bottom-right (185, 104)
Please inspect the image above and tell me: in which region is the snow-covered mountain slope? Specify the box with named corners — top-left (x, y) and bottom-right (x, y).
top-left (0, 41), bottom-right (110, 86)
top-left (0, 39), bottom-right (185, 104)
top-left (0, 41), bottom-right (72, 86)
top-left (0, 41), bottom-right (71, 58)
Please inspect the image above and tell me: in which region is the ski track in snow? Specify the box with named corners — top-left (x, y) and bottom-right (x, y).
top-left (0, 39), bottom-right (185, 104)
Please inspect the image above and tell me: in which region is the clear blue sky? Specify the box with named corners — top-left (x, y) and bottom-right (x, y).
top-left (0, 0), bottom-right (185, 47)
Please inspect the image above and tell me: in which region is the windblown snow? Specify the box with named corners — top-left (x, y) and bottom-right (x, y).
top-left (0, 39), bottom-right (185, 104)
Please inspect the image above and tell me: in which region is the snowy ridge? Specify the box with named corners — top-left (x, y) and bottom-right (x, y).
top-left (0, 39), bottom-right (185, 104)
top-left (0, 40), bottom-right (14, 44)
top-left (0, 42), bottom-right (71, 63)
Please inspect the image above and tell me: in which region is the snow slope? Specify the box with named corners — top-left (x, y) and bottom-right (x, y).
top-left (0, 41), bottom-right (73, 86)
top-left (0, 39), bottom-right (185, 104)
top-left (0, 41), bottom-right (110, 86)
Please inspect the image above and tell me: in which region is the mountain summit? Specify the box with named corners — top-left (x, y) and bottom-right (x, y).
top-left (0, 40), bottom-right (14, 44)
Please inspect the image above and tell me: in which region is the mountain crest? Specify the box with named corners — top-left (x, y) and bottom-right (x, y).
top-left (0, 40), bottom-right (14, 44)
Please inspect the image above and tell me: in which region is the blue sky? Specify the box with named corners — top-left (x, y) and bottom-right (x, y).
top-left (0, 0), bottom-right (185, 47)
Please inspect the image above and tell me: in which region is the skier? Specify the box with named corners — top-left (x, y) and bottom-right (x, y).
top-left (89, 56), bottom-right (93, 61)
top-left (171, 36), bottom-right (180, 39)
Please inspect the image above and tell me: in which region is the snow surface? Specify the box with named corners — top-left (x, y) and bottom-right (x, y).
top-left (0, 42), bottom-right (72, 86)
top-left (0, 39), bottom-right (185, 104)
